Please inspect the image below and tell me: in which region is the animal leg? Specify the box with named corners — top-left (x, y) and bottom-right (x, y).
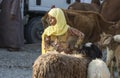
top-left (108, 61), bottom-right (114, 78)
top-left (106, 47), bottom-right (114, 66)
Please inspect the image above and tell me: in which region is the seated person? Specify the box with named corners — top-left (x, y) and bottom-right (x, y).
top-left (42, 8), bottom-right (85, 54)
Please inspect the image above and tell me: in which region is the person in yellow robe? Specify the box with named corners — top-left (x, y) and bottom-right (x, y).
top-left (42, 8), bottom-right (85, 54)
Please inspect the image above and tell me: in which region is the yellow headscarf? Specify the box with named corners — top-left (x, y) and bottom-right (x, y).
top-left (41, 8), bottom-right (69, 54)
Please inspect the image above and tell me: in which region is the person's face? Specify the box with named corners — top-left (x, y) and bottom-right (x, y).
top-left (48, 14), bottom-right (57, 26)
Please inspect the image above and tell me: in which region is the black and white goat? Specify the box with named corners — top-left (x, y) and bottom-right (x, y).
top-left (78, 42), bottom-right (102, 60)
top-left (79, 43), bottom-right (110, 78)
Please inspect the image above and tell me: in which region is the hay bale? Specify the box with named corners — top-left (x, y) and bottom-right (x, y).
top-left (32, 52), bottom-right (90, 78)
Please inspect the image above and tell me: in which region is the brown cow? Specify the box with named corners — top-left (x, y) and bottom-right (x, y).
top-left (101, 0), bottom-right (120, 22)
top-left (65, 10), bottom-right (115, 43)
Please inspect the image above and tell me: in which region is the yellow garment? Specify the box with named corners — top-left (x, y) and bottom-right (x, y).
top-left (42, 8), bottom-right (69, 54)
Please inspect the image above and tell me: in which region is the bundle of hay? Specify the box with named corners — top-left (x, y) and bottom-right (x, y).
top-left (32, 51), bottom-right (91, 78)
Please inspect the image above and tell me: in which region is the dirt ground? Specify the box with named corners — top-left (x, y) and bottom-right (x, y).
top-left (0, 43), bottom-right (41, 78)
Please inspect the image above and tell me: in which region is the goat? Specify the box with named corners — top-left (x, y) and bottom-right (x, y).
top-left (88, 59), bottom-right (110, 78)
top-left (99, 32), bottom-right (120, 78)
top-left (79, 42), bottom-right (102, 59)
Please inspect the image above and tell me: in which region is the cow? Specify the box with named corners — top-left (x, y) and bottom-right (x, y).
top-left (100, 0), bottom-right (120, 22)
top-left (64, 10), bottom-right (115, 43)
top-left (68, 0), bottom-right (102, 12)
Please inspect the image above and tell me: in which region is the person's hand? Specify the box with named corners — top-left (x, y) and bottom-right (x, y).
top-left (75, 38), bottom-right (83, 48)
top-left (45, 36), bottom-right (51, 45)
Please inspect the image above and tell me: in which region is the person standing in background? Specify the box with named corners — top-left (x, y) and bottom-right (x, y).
top-left (0, 0), bottom-right (24, 51)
